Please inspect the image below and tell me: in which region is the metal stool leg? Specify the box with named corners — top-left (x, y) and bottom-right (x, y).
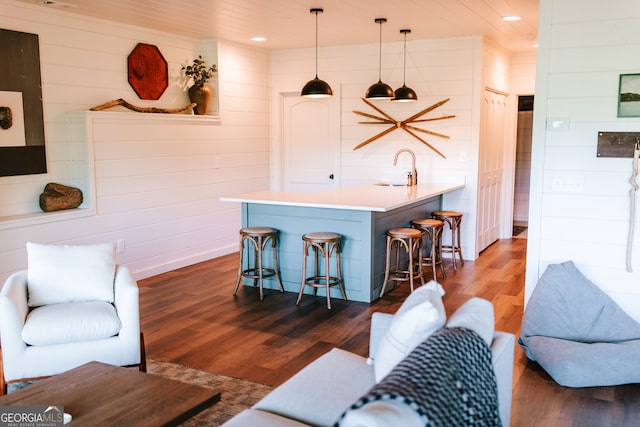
top-left (407, 236), bottom-right (424, 291)
top-left (403, 238), bottom-right (415, 293)
top-left (233, 234), bottom-right (245, 295)
top-left (429, 233), bottom-right (437, 279)
top-left (454, 218), bottom-right (464, 266)
top-left (297, 241), bottom-right (309, 305)
top-left (414, 237), bottom-right (425, 287)
top-left (436, 228), bottom-right (446, 278)
top-left (256, 236), bottom-right (264, 300)
top-left (313, 246), bottom-right (320, 297)
top-left (335, 242), bottom-right (347, 301)
top-left (271, 235), bottom-right (284, 292)
top-left (447, 218), bottom-right (458, 271)
top-left (380, 235), bottom-right (393, 298)
top-left (424, 226), bottom-right (445, 280)
top-left (323, 242), bottom-right (332, 309)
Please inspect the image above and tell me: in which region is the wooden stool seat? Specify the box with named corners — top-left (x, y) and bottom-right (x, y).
top-left (411, 218), bottom-right (446, 280)
top-left (241, 226), bottom-right (279, 237)
top-left (303, 232), bottom-right (341, 242)
top-left (432, 210), bottom-right (464, 270)
top-left (233, 226), bottom-right (284, 300)
top-left (379, 228), bottom-right (425, 297)
top-left (387, 228), bottom-right (423, 239)
top-left (297, 232), bottom-right (347, 309)
top-left (432, 210), bottom-right (462, 218)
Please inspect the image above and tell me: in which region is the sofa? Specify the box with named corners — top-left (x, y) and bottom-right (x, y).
top-left (223, 283), bottom-right (515, 427)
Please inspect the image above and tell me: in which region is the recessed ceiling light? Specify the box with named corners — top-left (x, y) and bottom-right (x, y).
top-left (502, 16), bottom-right (521, 21)
top-left (251, 37), bottom-right (266, 42)
top-left (41, 0), bottom-right (77, 8)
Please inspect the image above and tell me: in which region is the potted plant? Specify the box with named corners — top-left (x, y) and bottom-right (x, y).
top-left (182, 55), bottom-right (217, 115)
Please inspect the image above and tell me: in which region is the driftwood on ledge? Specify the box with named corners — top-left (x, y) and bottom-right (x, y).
top-left (90, 98), bottom-right (197, 114)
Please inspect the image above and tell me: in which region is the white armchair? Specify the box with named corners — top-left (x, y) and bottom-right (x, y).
top-left (0, 243), bottom-right (145, 395)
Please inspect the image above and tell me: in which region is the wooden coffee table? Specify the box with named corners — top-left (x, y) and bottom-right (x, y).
top-left (0, 361), bottom-right (221, 426)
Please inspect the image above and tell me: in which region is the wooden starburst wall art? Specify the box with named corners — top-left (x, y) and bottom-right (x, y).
top-left (353, 97), bottom-right (455, 158)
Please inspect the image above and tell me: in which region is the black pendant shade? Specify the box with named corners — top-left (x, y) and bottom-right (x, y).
top-left (392, 84), bottom-right (418, 102)
top-left (392, 29), bottom-right (418, 102)
top-left (301, 8), bottom-right (332, 98)
top-left (302, 76), bottom-right (333, 98)
top-left (365, 18), bottom-right (393, 100)
top-left (366, 80), bottom-right (394, 99)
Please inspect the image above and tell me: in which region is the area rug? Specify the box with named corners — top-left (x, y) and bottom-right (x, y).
top-left (147, 359), bottom-right (273, 426)
top-left (8, 360), bottom-right (273, 426)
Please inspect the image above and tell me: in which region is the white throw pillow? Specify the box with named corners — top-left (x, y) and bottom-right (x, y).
top-left (446, 297), bottom-right (495, 347)
top-left (26, 242), bottom-right (116, 307)
top-left (22, 301), bottom-right (121, 346)
top-left (373, 280), bottom-right (446, 382)
top-left (339, 401), bottom-right (423, 427)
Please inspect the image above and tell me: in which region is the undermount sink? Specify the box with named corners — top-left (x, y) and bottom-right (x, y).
top-left (373, 182), bottom-right (407, 187)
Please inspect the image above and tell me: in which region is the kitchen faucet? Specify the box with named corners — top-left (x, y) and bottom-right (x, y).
top-left (393, 148), bottom-right (418, 186)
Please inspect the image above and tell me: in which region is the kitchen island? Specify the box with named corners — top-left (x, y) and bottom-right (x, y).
top-left (221, 181), bottom-right (464, 303)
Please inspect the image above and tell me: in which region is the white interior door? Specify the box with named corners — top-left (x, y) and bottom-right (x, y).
top-left (282, 94), bottom-right (340, 192)
top-left (477, 89), bottom-right (508, 252)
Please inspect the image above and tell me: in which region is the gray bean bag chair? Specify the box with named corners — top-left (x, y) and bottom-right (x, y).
top-left (519, 261), bottom-right (640, 387)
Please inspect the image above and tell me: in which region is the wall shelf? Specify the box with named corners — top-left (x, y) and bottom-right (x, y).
top-left (0, 207), bottom-right (95, 231)
top-left (73, 111), bottom-right (222, 126)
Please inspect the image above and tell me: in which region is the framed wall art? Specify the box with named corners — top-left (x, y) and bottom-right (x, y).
top-left (618, 73), bottom-right (640, 118)
top-left (0, 28), bottom-right (46, 176)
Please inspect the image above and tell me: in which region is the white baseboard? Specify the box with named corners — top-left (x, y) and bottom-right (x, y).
top-left (132, 244), bottom-right (238, 281)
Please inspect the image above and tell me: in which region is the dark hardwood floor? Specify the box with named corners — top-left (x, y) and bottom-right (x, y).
top-left (138, 238), bottom-right (640, 426)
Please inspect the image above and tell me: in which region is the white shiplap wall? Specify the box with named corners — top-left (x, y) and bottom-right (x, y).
top-left (0, 0), bottom-right (270, 283)
top-left (527, 0), bottom-right (640, 321)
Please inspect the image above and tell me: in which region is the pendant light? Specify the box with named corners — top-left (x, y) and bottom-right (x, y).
top-left (301, 8), bottom-right (333, 98)
top-left (392, 29), bottom-right (418, 102)
top-left (365, 18), bottom-right (394, 100)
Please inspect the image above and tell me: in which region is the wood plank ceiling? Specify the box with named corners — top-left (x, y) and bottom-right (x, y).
top-left (18, 0), bottom-right (539, 53)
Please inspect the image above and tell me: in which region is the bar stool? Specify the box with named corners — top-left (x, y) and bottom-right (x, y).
top-left (432, 211), bottom-right (464, 270)
top-left (233, 227), bottom-right (284, 300)
top-left (411, 218), bottom-right (446, 280)
top-left (296, 232), bottom-right (347, 309)
top-left (379, 228), bottom-right (425, 298)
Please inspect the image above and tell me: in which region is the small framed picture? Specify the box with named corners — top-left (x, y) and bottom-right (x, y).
top-left (618, 73), bottom-right (640, 117)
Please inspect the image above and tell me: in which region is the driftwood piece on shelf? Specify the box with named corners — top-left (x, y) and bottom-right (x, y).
top-left (90, 98), bottom-right (197, 114)
top-left (39, 182), bottom-right (83, 212)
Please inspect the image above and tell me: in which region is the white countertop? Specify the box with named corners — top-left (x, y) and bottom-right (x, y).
top-left (220, 181), bottom-right (464, 212)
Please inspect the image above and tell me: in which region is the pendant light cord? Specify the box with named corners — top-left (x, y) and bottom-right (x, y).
top-left (377, 21), bottom-right (383, 81)
top-left (314, 10), bottom-right (319, 79)
top-left (402, 32), bottom-right (407, 85)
